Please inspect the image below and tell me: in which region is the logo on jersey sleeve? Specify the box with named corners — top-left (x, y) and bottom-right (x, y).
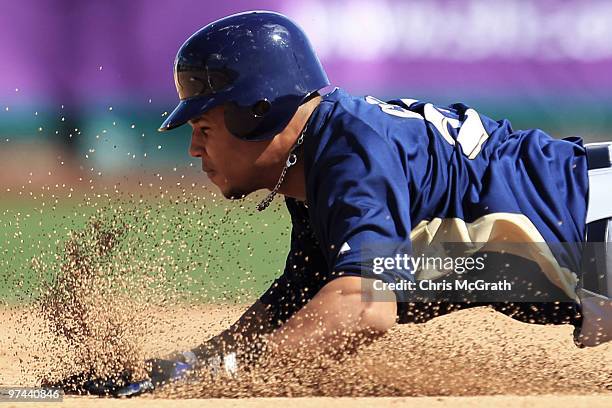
top-left (339, 242), bottom-right (351, 254)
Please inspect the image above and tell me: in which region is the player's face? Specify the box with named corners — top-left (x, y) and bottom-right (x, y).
top-left (188, 107), bottom-right (271, 199)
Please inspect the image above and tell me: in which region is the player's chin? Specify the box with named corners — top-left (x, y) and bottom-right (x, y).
top-left (211, 175), bottom-right (257, 200)
top-left (220, 185), bottom-right (252, 200)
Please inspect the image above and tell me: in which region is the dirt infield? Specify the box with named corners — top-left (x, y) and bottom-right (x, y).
top-left (1, 304), bottom-right (610, 407)
top-left (1, 395), bottom-right (612, 408)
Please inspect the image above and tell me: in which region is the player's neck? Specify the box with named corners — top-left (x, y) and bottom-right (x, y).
top-left (275, 96), bottom-right (320, 202)
top-left (279, 159), bottom-right (306, 202)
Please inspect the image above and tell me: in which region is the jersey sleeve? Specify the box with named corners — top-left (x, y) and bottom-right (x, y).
top-left (306, 119), bottom-right (415, 299)
top-left (258, 199), bottom-right (331, 325)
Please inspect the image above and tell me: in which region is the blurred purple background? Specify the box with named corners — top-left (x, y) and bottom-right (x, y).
top-left (3, 0), bottom-right (612, 100)
top-left (1, 0), bottom-right (611, 179)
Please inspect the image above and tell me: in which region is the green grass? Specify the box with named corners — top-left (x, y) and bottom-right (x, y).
top-left (0, 192), bottom-right (292, 304)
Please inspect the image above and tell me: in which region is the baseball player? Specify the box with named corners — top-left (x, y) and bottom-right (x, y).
top-left (58, 11), bottom-right (612, 396)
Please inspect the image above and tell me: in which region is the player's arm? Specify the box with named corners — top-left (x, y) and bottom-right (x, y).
top-left (192, 275), bottom-right (396, 363)
top-left (265, 276), bottom-right (396, 356)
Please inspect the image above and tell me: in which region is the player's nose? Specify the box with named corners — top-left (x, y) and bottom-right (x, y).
top-left (189, 129), bottom-right (203, 158)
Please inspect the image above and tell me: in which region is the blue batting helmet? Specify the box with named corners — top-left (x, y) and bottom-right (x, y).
top-left (158, 11), bottom-right (330, 141)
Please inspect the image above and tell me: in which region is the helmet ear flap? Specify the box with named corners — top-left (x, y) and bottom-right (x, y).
top-left (252, 99), bottom-right (271, 117)
top-left (224, 94), bottom-right (306, 141)
top-left (224, 100), bottom-right (268, 139)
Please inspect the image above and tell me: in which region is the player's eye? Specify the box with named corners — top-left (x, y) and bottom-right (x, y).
top-left (200, 127), bottom-right (210, 136)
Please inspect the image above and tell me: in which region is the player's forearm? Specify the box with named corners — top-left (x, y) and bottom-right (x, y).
top-left (265, 276), bottom-right (397, 357)
top-left (190, 277), bottom-right (396, 365)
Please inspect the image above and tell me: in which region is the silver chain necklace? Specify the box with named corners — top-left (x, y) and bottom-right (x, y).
top-left (256, 122), bottom-right (308, 211)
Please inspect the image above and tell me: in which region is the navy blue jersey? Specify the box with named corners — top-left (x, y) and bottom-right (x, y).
top-left (260, 88), bottom-right (589, 323)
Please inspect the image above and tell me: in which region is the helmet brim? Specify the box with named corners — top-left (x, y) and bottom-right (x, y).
top-left (158, 97), bottom-right (218, 132)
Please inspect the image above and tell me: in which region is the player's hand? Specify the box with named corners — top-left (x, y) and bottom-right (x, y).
top-left (48, 350), bottom-right (238, 397)
top-left (47, 351), bottom-right (199, 397)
